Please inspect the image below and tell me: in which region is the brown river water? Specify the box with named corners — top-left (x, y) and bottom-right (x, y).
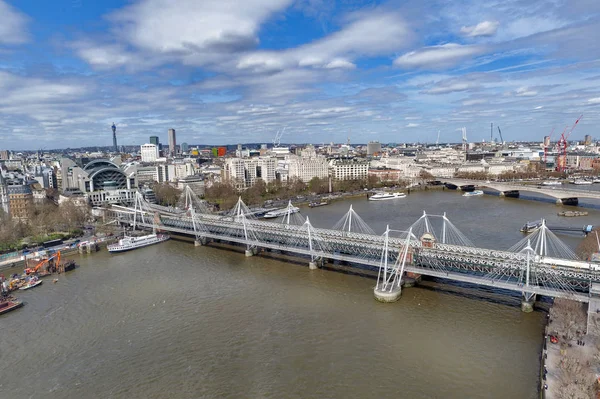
top-left (3, 189), bottom-right (600, 399)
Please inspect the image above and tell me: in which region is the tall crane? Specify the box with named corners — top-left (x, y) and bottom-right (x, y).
top-left (556, 115), bottom-right (583, 172)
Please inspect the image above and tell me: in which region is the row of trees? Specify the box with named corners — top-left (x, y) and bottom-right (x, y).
top-left (0, 199), bottom-right (90, 252)
top-left (203, 176), bottom-right (412, 210)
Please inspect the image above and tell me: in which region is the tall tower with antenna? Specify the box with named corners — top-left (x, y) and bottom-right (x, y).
top-left (112, 123), bottom-right (118, 152)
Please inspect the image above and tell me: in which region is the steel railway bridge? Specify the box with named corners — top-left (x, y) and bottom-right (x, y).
top-left (107, 189), bottom-right (600, 311)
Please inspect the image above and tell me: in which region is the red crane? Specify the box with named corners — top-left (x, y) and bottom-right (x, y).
top-left (556, 115), bottom-right (583, 172)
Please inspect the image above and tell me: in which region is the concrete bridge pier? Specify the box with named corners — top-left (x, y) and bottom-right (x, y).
top-left (556, 197), bottom-right (579, 206)
top-left (374, 285), bottom-right (402, 302)
top-left (521, 294), bottom-right (536, 313)
top-left (194, 237), bottom-right (208, 246)
top-left (245, 247), bottom-right (258, 257)
top-left (499, 190), bottom-right (519, 198)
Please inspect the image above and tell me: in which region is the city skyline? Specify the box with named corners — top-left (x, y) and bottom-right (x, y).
top-left (0, 0), bottom-right (599, 150)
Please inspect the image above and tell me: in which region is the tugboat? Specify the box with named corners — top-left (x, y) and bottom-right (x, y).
top-left (520, 220), bottom-right (543, 233)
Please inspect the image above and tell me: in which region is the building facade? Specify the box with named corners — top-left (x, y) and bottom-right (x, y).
top-left (140, 143), bottom-right (160, 163)
top-left (287, 150), bottom-right (329, 183)
top-left (168, 128), bottom-right (177, 155)
top-left (8, 184), bottom-right (33, 219)
top-left (329, 158), bottom-right (369, 180)
top-left (223, 157), bottom-right (277, 188)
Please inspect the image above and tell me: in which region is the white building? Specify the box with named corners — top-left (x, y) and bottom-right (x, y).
top-left (0, 172), bottom-right (10, 217)
top-left (287, 146), bottom-right (329, 182)
top-left (140, 143), bottom-right (159, 163)
top-left (223, 157), bottom-right (277, 188)
top-left (329, 158), bottom-right (369, 180)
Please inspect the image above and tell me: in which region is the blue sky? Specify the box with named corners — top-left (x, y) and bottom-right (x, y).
top-left (1, 0), bottom-right (599, 150)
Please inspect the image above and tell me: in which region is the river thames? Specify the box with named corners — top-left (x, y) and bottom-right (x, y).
top-left (2, 190), bottom-right (600, 398)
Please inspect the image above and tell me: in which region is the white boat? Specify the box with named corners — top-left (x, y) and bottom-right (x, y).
top-left (541, 181), bottom-right (562, 186)
top-left (368, 192), bottom-right (406, 201)
top-left (263, 207), bottom-right (300, 219)
top-left (462, 190), bottom-right (484, 197)
top-left (107, 233), bottom-right (169, 253)
top-left (19, 279), bottom-right (42, 290)
top-left (573, 180), bottom-right (592, 185)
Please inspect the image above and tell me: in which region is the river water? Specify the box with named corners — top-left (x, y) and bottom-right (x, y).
top-left (3, 190), bottom-right (600, 399)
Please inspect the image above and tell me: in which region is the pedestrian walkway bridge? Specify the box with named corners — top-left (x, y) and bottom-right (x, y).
top-left (107, 188), bottom-right (600, 308)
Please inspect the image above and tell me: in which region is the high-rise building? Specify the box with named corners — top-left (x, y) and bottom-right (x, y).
top-left (543, 136), bottom-right (551, 147)
top-left (0, 172), bottom-right (10, 218)
top-left (181, 142), bottom-right (189, 153)
top-left (0, 150), bottom-right (9, 160)
top-left (149, 136), bottom-right (159, 146)
top-left (367, 141), bottom-right (382, 156)
top-left (8, 184), bottom-right (33, 220)
top-left (168, 129), bottom-right (177, 155)
top-left (584, 135), bottom-right (592, 146)
top-left (140, 143), bottom-right (160, 163)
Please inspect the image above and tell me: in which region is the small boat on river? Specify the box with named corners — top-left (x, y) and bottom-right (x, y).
top-left (19, 278), bottom-right (42, 291)
top-left (107, 233), bottom-right (170, 253)
top-left (0, 298), bottom-right (24, 315)
top-left (520, 220), bottom-right (542, 233)
top-left (463, 190), bottom-right (484, 197)
top-left (309, 201), bottom-right (328, 208)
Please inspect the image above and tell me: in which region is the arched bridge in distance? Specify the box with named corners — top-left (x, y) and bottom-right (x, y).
top-left (440, 178), bottom-right (600, 206)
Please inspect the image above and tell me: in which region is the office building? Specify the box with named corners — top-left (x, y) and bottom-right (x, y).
top-left (8, 184), bottom-right (33, 219)
top-left (367, 141), bottom-right (382, 156)
top-left (168, 128), bottom-right (177, 155)
top-left (223, 157), bottom-right (276, 189)
top-left (584, 135), bottom-right (592, 146)
top-left (140, 143), bottom-right (160, 163)
top-left (329, 158), bottom-right (369, 180)
top-left (181, 142), bottom-right (189, 153)
top-left (0, 150), bottom-right (9, 160)
top-left (149, 136), bottom-right (159, 145)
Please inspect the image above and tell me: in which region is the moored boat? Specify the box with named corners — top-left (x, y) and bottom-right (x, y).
top-left (0, 299), bottom-right (24, 315)
top-left (573, 180), bottom-right (592, 185)
top-left (520, 220), bottom-right (542, 233)
top-left (309, 201), bottom-right (328, 208)
top-left (19, 278), bottom-right (43, 290)
top-left (463, 190), bottom-right (484, 197)
top-left (263, 206), bottom-right (300, 218)
top-left (541, 181), bottom-right (562, 186)
top-left (107, 233), bottom-right (170, 253)
top-left (368, 192), bottom-right (406, 201)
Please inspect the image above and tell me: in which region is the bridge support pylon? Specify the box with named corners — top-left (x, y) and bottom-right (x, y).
top-left (556, 197), bottom-right (579, 206)
top-left (194, 237), bottom-right (208, 246)
top-left (521, 294), bottom-right (536, 313)
top-left (374, 285), bottom-right (402, 303)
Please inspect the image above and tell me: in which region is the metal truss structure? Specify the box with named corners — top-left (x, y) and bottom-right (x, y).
top-left (108, 192), bottom-right (600, 302)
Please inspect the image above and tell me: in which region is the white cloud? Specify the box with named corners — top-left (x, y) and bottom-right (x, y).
top-left (424, 81), bottom-right (479, 94)
top-left (393, 43), bottom-right (485, 69)
top-left (237, 10), bottom-right (411, 72)
top-left (463, 99), bottom-right (488, 106)
top-left (0, 1), bottom-right (29, 44)
top-left (460, 21), bottom-right (499, 37)
top-left (516, 87), bottom-right (538, 97)
top-left (534, 105), bottom-right (543, 109)
top-left (406, 123), bottom-right (419, 128)
top-left (324, 59), bottom-right (355, 69)
top-left (588, 97), bottom-right (600, 104)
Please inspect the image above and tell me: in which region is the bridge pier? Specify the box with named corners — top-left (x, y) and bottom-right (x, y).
top-left (521, 294), bottom-right (536, 313)
top-left (500, 190), bottom-right (519, 198)
top-left (245, 249), bottom-right (254, 257)
top-left (194, 237), bottom-right (208, 246)
top-left (374, 285), bottom-right (402, 303)
top-left (556, 197), bottom-right (579, 206)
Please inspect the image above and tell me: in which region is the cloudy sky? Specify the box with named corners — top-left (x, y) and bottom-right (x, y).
top-left (1, 0), bottom-right (599, 150)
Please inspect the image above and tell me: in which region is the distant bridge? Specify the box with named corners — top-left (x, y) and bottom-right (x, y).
top-left (440, 178), bottom-right (600, 205)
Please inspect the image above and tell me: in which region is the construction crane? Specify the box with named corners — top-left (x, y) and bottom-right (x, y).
top-left (497, 126), bottom-right (504, 144)
top-left (25, 251), bottom-right (61, 275)
top-left (556, 115), bottom-right (583, 172)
